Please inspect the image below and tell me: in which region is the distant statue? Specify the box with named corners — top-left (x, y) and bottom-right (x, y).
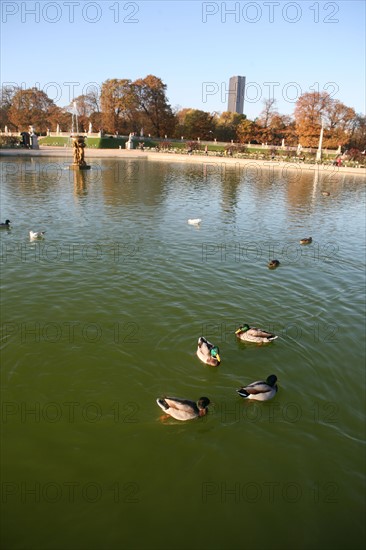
top-left (29, 126), bottom-right (39, 149)
top-left (126, 132), bottom-right (135, 149)
top-left (88, 122), bottom-right (93, 134)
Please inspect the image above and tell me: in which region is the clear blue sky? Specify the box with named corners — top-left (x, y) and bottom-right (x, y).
top-left (1, 0), bottom-right (365, 119)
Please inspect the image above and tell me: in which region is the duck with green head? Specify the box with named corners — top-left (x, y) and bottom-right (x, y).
top-left (235, 324), bottom-right (278, 343)
top-left (196, 336), bottom-right (221, 366)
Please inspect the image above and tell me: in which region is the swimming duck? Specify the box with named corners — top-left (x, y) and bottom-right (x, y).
top-left (299, 237), bottom-right (312, 245)
top-left (237, 374), bottom-right (278, 401)
top-left (0, 219), bottom-right (11, 228)
top-left (29, 230), bottom-right (46, 240)
top-left (196, 337), bottom-right (221, 366)
top-left (235, 324), bottom-right (278, 343)
top-left (188, 218), bottom-right (202, 225)
top-left (156, 396), bottom-right (210, 421)
top-left (267, 259), bottom-right (280, 269)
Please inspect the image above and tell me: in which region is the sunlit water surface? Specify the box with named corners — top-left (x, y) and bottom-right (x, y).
top-left (1, 157), bottom-right (365, 550)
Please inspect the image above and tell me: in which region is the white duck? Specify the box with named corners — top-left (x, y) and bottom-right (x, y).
top-left (29, 230), bottom-right (46, 240)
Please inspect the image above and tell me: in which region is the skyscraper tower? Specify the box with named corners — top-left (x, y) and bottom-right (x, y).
top-left (227, 76), bottom-right (246, 114)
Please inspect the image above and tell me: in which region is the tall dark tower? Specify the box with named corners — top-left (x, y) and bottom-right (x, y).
top-left (227, 76), bottom-right (246, 114)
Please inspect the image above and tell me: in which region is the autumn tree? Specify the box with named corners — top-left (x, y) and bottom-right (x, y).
top-left (253, 100), bottom-right (295, 145)
top-left (324, 100), bottom-right (356, 148)
top-left (131, 75), bottom-right (175, 137)
top-left (281, 117), bottom-right (298, 146)
top-left (174, 109), bottom-right (215, 140)
top-left (100, 79), bottom-right (135, 134)
top-left (294, 92), bottom-right (330, 147)
top-left (214, 111), bottom-right (246, 141)
top-left (345, 114), bottom-right (366, 150)
top-left (100, 75), bottom-right (174, 136)
top-left (256, 98), bottom-right (278, 143)
top-left (7, 87), bottom-right (61, 133)
top-left (48, 107), bottom-right (72, 132)
top-left (295, 91), bottom-right (359, 148)
top-left (236, 119), bottom-right (260, 144)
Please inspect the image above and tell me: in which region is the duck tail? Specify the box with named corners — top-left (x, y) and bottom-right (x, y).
top-left (237, 388), bottom-right (249, 398)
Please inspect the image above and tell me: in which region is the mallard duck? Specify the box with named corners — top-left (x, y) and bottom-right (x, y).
top-left (237, 375), bottom-right (278, 401)
top-left (156, 396), bottom-right (210, 421)
top-left (267, 259), bottom-right (280, 269)
top-left (0, 219), bottom-right (11, 228)
top-left (196, 337), bottom-right (221, 366)
top-left (188, 218), bottom-right (201, 225)
top-left (235, 324), bottom-right (278, 343)
top-left (29, 230), bottom-right (46, 240)
top-left (299, 237), bottom-right (312, 245)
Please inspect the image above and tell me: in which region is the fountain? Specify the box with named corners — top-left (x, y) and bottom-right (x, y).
top-left (70, 135), bottom-right (91, 170)
top-left (69, 102), bottom-right (90, 170)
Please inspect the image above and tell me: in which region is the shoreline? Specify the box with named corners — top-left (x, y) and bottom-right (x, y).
top-left (0, 146), bottom-right (365, 177)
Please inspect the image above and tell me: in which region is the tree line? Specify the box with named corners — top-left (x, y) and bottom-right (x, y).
top-left (1, 75), bottom-right (365, 151)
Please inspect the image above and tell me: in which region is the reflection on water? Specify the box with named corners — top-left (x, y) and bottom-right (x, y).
top-left (73, 169), bottom-right (88, 197)
top-left (1, 157), bottom-right (365, 550)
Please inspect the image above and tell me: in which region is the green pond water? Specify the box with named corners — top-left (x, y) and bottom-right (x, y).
top-left (0, 157), bottom-right (365, 550)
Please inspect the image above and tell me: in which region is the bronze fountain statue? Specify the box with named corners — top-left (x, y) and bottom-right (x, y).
top-left (70, 135), bottom-right (90, 170)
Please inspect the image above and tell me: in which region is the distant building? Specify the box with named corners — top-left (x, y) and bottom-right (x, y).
top-left (227, 76), bottom-right (246, 114)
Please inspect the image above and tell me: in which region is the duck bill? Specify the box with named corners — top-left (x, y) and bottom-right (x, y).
top-left (215, 354), bottom-right (221, 363)
top-left (235, 328), bottom-right (242, 335)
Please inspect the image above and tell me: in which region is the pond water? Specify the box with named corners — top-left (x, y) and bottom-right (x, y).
top-left (1, 157), bottom-right (365, 550)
